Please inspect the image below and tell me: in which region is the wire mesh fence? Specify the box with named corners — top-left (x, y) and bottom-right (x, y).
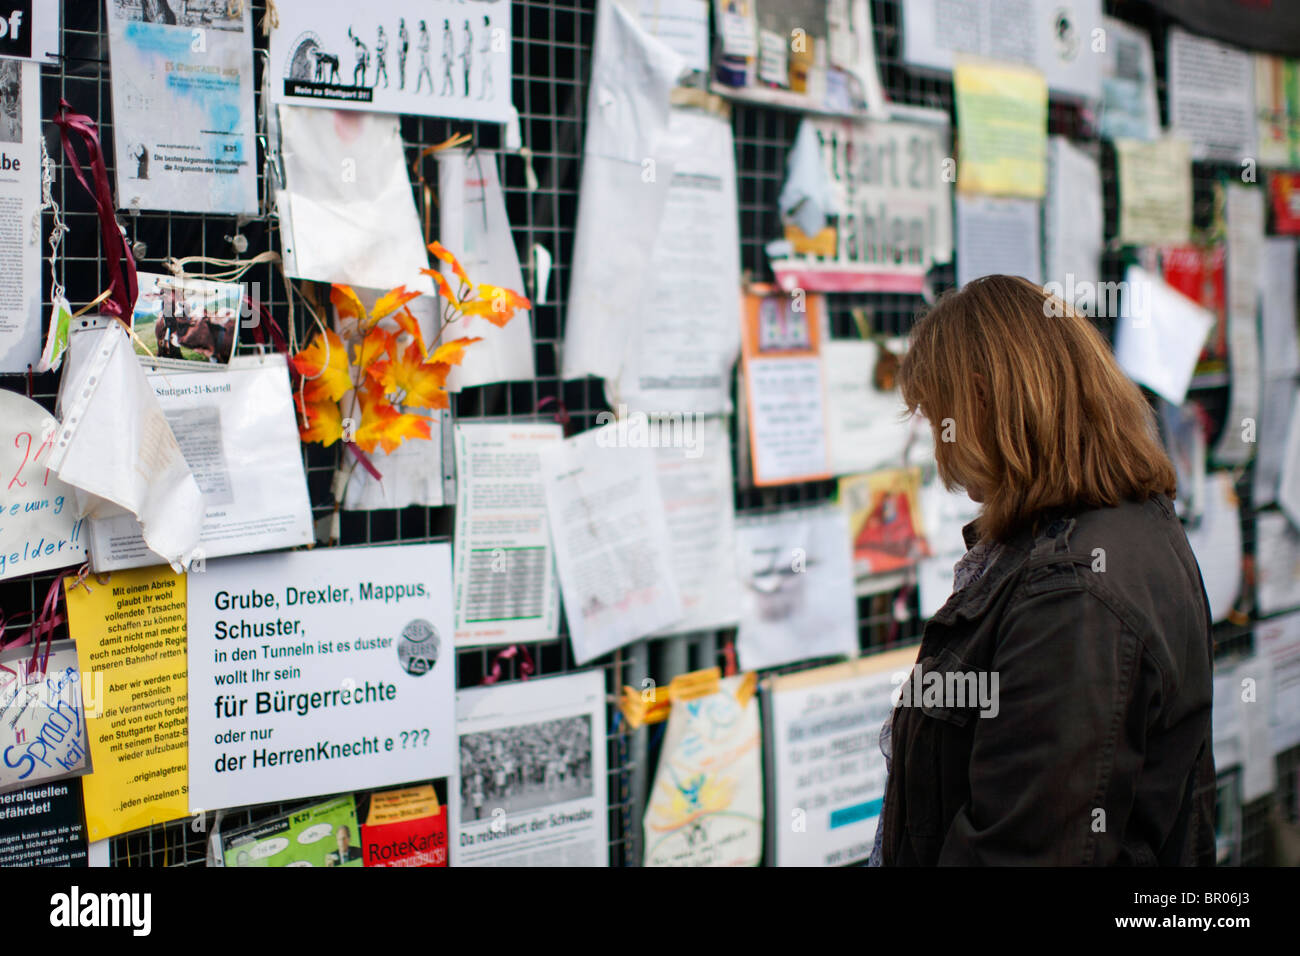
top-left (0, 0), bottom-right (1290, 866)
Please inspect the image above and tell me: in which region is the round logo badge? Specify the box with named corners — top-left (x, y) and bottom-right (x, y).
top-left (397, 619), bottom-right (440, 676)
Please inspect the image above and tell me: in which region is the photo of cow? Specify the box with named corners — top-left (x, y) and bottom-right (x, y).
top-left (133, 272), bottom-right (243, 367)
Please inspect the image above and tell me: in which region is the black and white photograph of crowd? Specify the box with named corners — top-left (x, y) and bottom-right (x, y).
top-left (459, 715), bottom-right (594, 820)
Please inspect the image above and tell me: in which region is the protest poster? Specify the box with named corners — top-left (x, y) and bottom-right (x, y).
top-left (902, 0), bottom-right (1102, 100)
top-left (734, 505), bottom-right (858, 671)
top-left (769, 112), bottom-right (952, 295)
top-left (840, 467), bottom-right (930, 578)
top-left (0, 59), bottom-right (42, 372)
top-left (740, 288), bottom-right (832, 487)
top-left (643, 672), bottom-right (763, 867)
top-left (954, 58), bottom-right (1048, 199)
top-left (0, 391), bottom-right (87, 580)
top-left (106, 0), bottom-right (258, 214)
top-left (65, 566), bottom-right (190, 841)
top-left (0, 640), bottom-right (90, 794)
top-left (86, 355), bottom-right (314, 572)
top-left (359, 781), bottom-right (448, 867)
top-left (765, 647), bottom-right (918, 867)
top-left (453, 423), bottom-right (562, 648)
top-left (268, 0), bottom-right (514, 123)
top-left (0, 780), bottom-right (89, 867)
top-left (451, 670), bottom-right (607, 867)
top-left (221, 795), bottom-right (363, 867)
top-left (186, 543), bottom-right (456, 811)
top-left (540, 426), bottom-right (685, 662)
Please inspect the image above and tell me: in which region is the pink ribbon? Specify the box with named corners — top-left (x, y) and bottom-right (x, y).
top-left (481, 645), bottom-right (535, 685)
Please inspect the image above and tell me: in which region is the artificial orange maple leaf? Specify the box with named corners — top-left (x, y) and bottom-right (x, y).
top-left (420, 268), bottom-right (460, 307)
top-left (372, 285), bottom-right (422, 321)
top-left (392, 305), bottom-right (427, 355)
top-left (355, 325), bottom-right (396, 370)
top-left (460, 284), bottom-right (531, 327)
top-left (428, 241), bottom-right (471, 286)
top-left (295, 391), bottom-right (343, 446)
top-left (291, 329), bottom-right (352, 402)
top-left (331, 285), bottom-right (367, 324)
top-left (368, 340), bottom-right (452, 410)
top-left (352, 384), bottom-right (433, 454)
top-left (427, 336), bottom-right (482, 367)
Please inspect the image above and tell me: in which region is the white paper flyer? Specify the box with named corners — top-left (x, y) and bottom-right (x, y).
top-left (106, 0), bottom-right (258, 215)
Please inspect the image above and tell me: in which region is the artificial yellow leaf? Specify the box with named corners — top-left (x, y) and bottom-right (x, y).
top-left (291, 329), bottom-right (352, 402)
top-left (331, 284), bottom-right (367, 324)
top-left (428, 241), bottom-right (471, 286)
top-left (368, 340), bottom-right (452, 409)
top-left (427, 336), bottom-right (482, 367)
top-left (296, 391), bottom-right (343, 447)
top-left (372, 285), bottom-right (423, 321)
top-left (356, 325), bottom-right (396, 370)
top-left (420, 268), bottom-right (460, 307)
top-left (353, 384), bottom-right (433, 454)
top-left (460, 284), bottom-right (531, 328)
top-left (393, 305), bottom-right (427, 356)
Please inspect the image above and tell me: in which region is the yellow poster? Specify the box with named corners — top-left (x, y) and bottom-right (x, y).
top-left (955, 59), bottom-right (1048, 198)
top-left (65, 566), bottom-right (189, 840)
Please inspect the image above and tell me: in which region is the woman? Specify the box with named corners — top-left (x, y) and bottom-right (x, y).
top-left (873, 275), bottom-right (1216, 866)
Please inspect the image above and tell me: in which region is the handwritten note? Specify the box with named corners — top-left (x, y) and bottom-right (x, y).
top-left (0, 641), bottom-right (91, 794)
top-left (0, 391), bottom-right (86, 581)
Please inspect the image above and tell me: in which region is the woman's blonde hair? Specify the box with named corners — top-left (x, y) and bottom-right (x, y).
top-left (899, 275), bottom-right (1177, 542)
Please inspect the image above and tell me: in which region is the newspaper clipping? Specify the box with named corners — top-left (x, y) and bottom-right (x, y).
top-left (451, 670), bottom-right (608, 866)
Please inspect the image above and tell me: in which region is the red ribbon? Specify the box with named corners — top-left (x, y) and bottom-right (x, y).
top-left (345, 441), bottom-right (383, 481)
top-left (0, 571), bottom-right (77, 684)
top-left (249, 301), bottom-right (290, 353)
top-left (52, 99), bottom-right (138, 321)
top-left (481, 645), bottom-right (535, 685)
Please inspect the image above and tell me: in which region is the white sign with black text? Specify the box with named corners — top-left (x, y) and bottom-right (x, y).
top-left (269, 0), bottom-right (514, 123)
top-left (769, 112), bottom-right (952, 295)
top-left (187, 544), bottom-right (456, 811)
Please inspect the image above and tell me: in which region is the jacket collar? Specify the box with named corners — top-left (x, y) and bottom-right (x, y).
top-left (932, 520), bottom-right (1036, 626)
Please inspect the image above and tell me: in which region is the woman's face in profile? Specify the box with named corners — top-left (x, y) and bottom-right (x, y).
top-left (926, 412), bottom-right (984, 503)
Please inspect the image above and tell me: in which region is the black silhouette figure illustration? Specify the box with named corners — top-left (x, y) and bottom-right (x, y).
top-left (398, 18), bottom-right (409, 90)
top-left (348, 27), bottom-right (369, 87)
top-left (132, 143), bottom-right (149, 180)
top-left (478, 16), bottom-right (492, 100)
top-left (416, 20), bottom-right (433, 93)
top-left (375, 25), bottom-right (389, 88)
top-left (312, 49), bottom-right (340, 84)
top-left (440, 19), bottom-right (455, 95)
top-left (461, 20), bottom-right (472, 97)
